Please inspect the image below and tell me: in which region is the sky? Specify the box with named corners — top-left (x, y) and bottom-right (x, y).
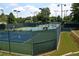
top-left (0, 3), bottom-right (72, 18)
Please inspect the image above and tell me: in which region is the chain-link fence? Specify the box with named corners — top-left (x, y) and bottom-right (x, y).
top-left (0, 22), bottom-right (61, 55)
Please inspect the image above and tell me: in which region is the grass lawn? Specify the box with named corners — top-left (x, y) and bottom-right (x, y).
top-left (47, 32), bottom-right (79, 56)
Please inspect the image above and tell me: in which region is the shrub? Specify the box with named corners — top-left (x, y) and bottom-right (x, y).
top-left (0, 24), bottom-right (6, 30)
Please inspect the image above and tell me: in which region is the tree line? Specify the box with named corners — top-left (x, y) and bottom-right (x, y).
top-left (0, 3), bottom-right (79, 25)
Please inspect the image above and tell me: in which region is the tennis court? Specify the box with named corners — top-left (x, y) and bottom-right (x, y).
top-left (0, 23), bottom-right (61, 55)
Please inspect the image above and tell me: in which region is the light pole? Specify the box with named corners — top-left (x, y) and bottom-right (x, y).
top-left (13, 10), bottom-right (20, 18)
top-left (57, 4), bottom-right (66, 22)
top-left (54, 10), bottom-right (59, 21)
top-left (30, 12), bottom-right (33, 23)
top-left (64, 10), bottom-right (68, 17)
top-left (63, 10), bottom-right (68, 24)
top-left (34, 11), bottom-right (38, 23)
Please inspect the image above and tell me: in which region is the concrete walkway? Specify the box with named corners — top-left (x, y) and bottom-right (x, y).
top-left (62, 51), bottom-right (79, 56)
top-left (71, 31), bottom-right (79, 38)
top-left (0, 50), bottom-right (30, 56)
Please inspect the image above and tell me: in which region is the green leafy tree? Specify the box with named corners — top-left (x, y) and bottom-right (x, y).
top-left (0, 13), bottom-right (8, 22)
top-left (15, 17), bottom-right (25, 23)
top-left (71, 3), bottom-right (79, 23)
top-left (37, 7), bottom-right (51, 23)
top-left (24, 16), bottom-right (33, 23)
top-left (32, 16), bottom-right (38, 22)
top-left (7, 12), bottom-right (15, 24)
top-left (56, 16), bottom-right (62, 22)
top-left (63, 15), bottom-right (71, 24)
top-left (49, 16), bottom-right (56, 22)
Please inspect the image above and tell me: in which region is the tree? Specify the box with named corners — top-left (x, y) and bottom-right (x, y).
top-left (63, 15), bottom-right (71, 24)
top-left (37, 7), bottom-right (51, 23)
top-left (56, 16), bottom-right (62, 22)
top-left (15, 17), bottom-right (25, 23)
top-left (49, 16), bottom-right (56, 22)
top-left (7, 12), bottom-right (15, 24)
top-left (32, 16), bottom-right (38, 22)
top-left (0, 13), bottom-right (8, 22)
top-left (24, 16), bottom-right (33, 23)
top-left (71, 3), bottom-right (79, 23)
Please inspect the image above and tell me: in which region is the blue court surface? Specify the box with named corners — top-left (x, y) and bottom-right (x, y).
top-left (0, 23), bottom-right (60, 43)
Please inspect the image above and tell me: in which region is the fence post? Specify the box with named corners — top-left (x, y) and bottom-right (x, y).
top-left (7, 24), bottom-right (11, 54)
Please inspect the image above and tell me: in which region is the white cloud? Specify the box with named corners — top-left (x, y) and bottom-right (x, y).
top-left (12, 6), bottom-right (25, 11)
top-left (9, 3), bottom-right (18, 6)
top-left (24, 5), bottom-right (40, 13)
top-left (12, 5), bottom-right (41, 17)
top-left (12, 5), bottom-right (40, 12)
top-left (0, 7), bottom-right (3, 9)
top-left (12, 4), bottom-right (72, 18)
